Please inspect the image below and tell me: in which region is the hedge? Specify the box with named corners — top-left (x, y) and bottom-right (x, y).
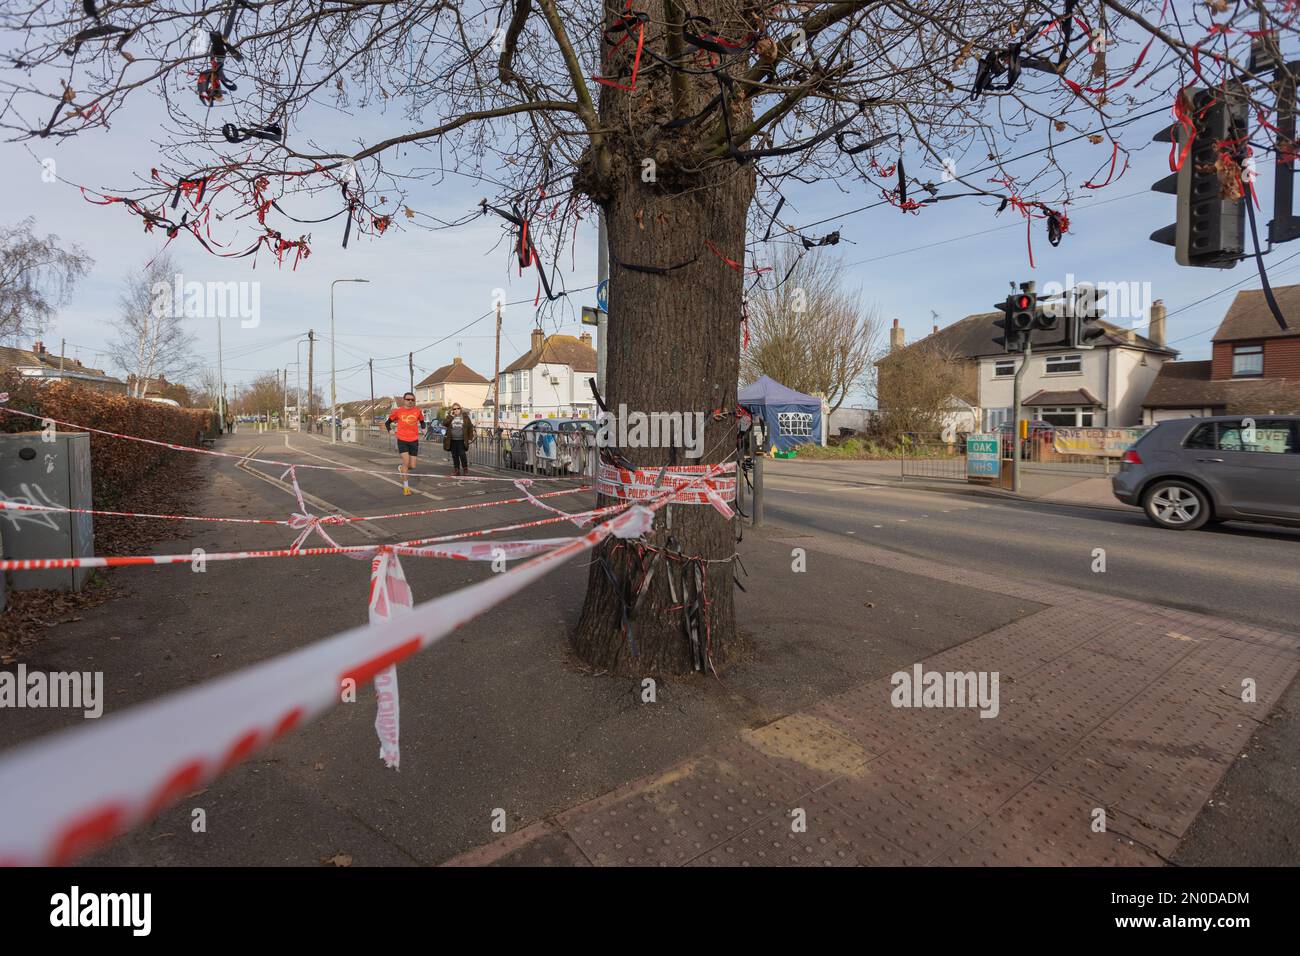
top-left (0, 373), bottom-right (215, 508)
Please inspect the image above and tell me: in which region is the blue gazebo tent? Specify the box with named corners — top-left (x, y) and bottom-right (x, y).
top-left (738, 375), bottom-right (823, 452)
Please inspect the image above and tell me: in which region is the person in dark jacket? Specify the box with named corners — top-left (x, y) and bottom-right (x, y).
top-left (442, 403), bottom-right (476, 476)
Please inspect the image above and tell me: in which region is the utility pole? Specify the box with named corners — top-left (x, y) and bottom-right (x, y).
top-left (306, 329), bottom-right (315, 429)
top-left (1011, 340), bottom-right (1032, 494)
top-left (408, 352), bottom-right (414, 394)
top-left (216, 316), bottom-right (225, 432)
top-left (597, 211), bottom-right (608, 396)
top-left (493, 298), bottom-right (502, 432)
top-left (369, 358), bottom-right (375, 425)
top-left (58, 338), bottom-right (66, 381)
top-left (282, 368), bottom-right (288, 430)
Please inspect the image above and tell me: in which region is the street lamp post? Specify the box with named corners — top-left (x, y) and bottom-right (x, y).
top-left (330, 278), bottom-right (369, 443)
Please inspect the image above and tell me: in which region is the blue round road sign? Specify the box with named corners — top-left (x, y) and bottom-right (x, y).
top-left (596, 278), bottom-right (609, 312)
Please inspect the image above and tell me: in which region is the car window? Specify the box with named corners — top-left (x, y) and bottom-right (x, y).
top-left (1184, 422), bottom-right (1217, 450)
top-left (1219, 420), bottom-right (1295, 453)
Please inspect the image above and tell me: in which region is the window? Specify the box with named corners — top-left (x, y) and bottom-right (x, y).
top-left (778, 411), bottom-right (814, 437)
top-left (1218, 421), bottom-right (1294, 453)
top-left (1037, 406), bottom-right (1094, 427)
top-left (1232, 344), bottom-right (1263, 377)
top-left (1045, 354), bottom-right (1082, 374)
top-left (513, 370), bottom-right (524, 392)
top-left (1185, 423), bottom-right (1217, 449)
top-left (994, 360), bottom-right (1014, 377)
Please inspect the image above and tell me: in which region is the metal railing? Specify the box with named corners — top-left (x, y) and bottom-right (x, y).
top-left (899, 435), bottom-right (967, 481)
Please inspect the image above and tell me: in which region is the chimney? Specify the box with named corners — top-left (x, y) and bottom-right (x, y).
top-left (530, 328), bottom-right (544, 352)
top-left (1148, 299), bottom-right (1166, 347)
top-left (932, 324), bottom-right (939, 335)
top-left (452, 356), bottom-right (462, 365)
top-left (889, 319), bottom-right (905, 352)
top-left (579, 331), bottom-right (592, 347)
top-left (33, 339), bottom-right (45, 355)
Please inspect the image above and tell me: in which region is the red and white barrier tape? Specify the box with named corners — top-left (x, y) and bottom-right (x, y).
top-left (367, 550), bottom-right (409, 768)
top-left (596, 461), bottom-right (737, 517)
top-left (0, 505), bottom-right (655, 866)
top-left (0, 536), bottom-right (577, 572)
top-left (0, 486), bottom-right (589, 528)
top-left (512, 478), bottom-right (595, 528)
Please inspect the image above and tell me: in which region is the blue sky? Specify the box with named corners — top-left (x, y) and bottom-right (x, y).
top-left (3, 31), bottom-right (1294, 407)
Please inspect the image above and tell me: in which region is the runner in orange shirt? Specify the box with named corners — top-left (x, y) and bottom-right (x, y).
top-left (385, 392), bottom-right (425, 495)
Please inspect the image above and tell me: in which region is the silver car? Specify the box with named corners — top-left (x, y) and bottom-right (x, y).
top-left (1112, 415), bottom-right (1300, 530)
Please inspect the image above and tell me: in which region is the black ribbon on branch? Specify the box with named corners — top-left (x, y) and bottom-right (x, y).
top-left (64, 1), bottom-right (134, 58)
top-left (196, 3), bottom-right (248, 106)
top-left (221, 122), bottom-right (282, 144)
top-left (681, 16), bottom-right (759, 58)
top-left (478, 198), bottom-right (566, 301)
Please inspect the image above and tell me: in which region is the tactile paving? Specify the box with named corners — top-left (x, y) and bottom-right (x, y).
top-left (687, 793), bottom-right (913, 867)
top-left (929, 781), bottom-right (1164, 866)
top-left (556, 740), bottom-right (811, 867)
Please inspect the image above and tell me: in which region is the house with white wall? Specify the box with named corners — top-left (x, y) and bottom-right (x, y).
top-left (414, 357), bottom-right (491, 411)
top-left (494, 328), bottom-right (598, 424)
top-left (885, 302), bottom-right (1177, 430)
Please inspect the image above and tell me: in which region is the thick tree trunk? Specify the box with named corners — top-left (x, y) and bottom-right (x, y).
top-left (572, 3), bottom-right (758, 674)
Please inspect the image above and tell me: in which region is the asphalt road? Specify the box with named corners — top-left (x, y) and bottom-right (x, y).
top-left (761, 471), bottom-right (1300, 635)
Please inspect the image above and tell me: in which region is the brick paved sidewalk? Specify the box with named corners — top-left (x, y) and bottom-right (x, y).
top-left (446, 536), bottom-right (1300, 866)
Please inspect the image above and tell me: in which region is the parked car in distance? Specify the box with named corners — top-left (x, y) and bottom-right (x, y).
top-left (1112, 415), bottom-right (1300, 530)
top-left (503, 418), bottom-right (595, 469)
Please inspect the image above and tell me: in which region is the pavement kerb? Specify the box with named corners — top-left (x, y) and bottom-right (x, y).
top-left (762, 464), bottom-right (1135, 515)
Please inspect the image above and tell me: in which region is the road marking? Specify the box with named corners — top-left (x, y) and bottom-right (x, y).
top-left (282, 435), bottom-right (443, 500)
top-left (233, 445), bottom-right (386, 540)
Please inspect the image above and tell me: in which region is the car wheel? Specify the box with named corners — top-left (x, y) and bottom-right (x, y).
top-left (1142, 480), bottom-right (1212, 531)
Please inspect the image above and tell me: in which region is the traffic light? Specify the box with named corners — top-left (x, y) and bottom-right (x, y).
top-left (1150, 85), bottom-right (1247, 268)
top-left (1069, 283), bottom-right (1108, 349)
top-left (994, 283), bottom-right (1043, 351)
top-left (994, 289), bottom-right (1033, 351)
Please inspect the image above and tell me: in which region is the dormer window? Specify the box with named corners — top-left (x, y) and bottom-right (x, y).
top-left (1232, 344), bottom-right (1263, 377)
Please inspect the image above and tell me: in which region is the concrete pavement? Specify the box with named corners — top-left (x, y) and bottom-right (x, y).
top-left (450, 519), bottom-right (1299, 866)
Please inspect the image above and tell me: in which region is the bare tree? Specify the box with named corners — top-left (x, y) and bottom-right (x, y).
top-left (742, 247), bottom-right (881, 414)
top-left (0, 218), bottom-right (92, 345)
top-left (236, 371), bottom-right (285, 419)
top-left (0, 1), bottom-right (1279, 674)
top-left (872, 341), bottom-right (970, 441)
top-left (108, 252), bottom-right (198, 398)
top-left (189, 367), bottom-right (223, 411)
